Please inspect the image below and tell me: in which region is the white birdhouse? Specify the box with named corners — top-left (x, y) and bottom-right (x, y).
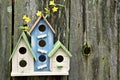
top-left (48, 40), bottom-right (72, 75)
top-left (9, 32), bottom-right (37, 76)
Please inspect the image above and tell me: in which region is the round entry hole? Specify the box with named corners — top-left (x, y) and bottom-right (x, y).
top-left (19, 47), bottom-right (27, 54)
top-left (56, 55), bottom-right (64, 62)
top-left (19, 60), bottom-right (27, 67)
top-left (39, 40), bottom-right (46, 47)
top-left (39, 25), bottom-right (46, 32)
top-left (39, 55), bottom-right (46, 62)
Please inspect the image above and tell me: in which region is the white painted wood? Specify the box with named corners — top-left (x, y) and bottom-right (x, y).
top-left (37, 64), bottom-right (47, 70)
top-left (52, 56), bottom-right (69, 62)
top-left (51, 67), bottom-right (69, 72)
top-left (37, 34), bottom-right (47, 39)
top-left (50, 61), bottom-right (70, 72)
top-left (37, 49), bottom-right (47, 53)
top-left (11, 72), bottom-right (69, 76)
top-left (12, 50), bottom-right (18, 73)
top-left (11, 39), bottom-right (34, 74)
top-left (51, 61), bottom-right (70, 68)
top-left (50, 48), bottom-right (70, 73)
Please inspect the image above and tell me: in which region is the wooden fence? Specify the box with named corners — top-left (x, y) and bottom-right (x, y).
top-left (0, 0), bottom-right (120, 80)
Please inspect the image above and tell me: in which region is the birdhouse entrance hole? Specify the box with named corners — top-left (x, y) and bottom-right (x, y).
top-left (19, 60), bottom-right (27, 67)
top-left (39, 25), bottom-right (46, 32)
top-left (39, 40), bottom-right (46, 47)
top-left (56, 55), bottom-right (64, 62)
top-left (19, 47), bottom-right (27, 54)
top-left (39, 55), bottom-right (46, 62)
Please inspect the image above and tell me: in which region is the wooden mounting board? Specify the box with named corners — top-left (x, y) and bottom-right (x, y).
top-left (11, 72), bottom-right (69, 76)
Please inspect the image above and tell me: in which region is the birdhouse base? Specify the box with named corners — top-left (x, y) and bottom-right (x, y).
top-left (11, 72), bottom-right (69, 76)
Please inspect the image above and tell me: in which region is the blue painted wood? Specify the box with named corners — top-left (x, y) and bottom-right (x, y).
top-left (31, 19), bottom-right (54, 71)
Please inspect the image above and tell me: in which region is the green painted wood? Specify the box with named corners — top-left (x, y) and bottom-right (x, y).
top-left (9, 32), bottom-right (37, 61)
top-left (48, 40), bottom-right (72, 57)
top-left (0, 0), bottom-right (12, 80)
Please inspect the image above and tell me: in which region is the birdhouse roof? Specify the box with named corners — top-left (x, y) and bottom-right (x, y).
top-left (48, 40), bottom-right (72, 57)
top-left (9, 32), bottom-right (37, 61)
top-left (29, 15), bottom-right (56, 34)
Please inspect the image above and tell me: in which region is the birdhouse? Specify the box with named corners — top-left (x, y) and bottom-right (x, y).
top-left (48, 40), bottom-right (72, 75)
top-left (29, 15), bottom-right (56, 71)
top-left (9, 32), bottom-right (37, 76)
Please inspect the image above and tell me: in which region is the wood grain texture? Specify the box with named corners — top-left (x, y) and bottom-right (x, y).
top-left (85, 0), bottom-right (118, 80)
top-left (0, 0), bottom-right (119, 80)
top-left (118, 1), bottom-right (120, 80)
top-left (69, 0), bottom-right (84, 80)
top-left (69, 0), bottom-right (119, 80)
top-left (0, 0), bottom-right (12, 80)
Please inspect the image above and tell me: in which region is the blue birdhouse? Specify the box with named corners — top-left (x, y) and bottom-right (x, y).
top-left (29, 15), bottom-right (56, 71)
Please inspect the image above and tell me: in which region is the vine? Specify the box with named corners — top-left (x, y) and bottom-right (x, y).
top-left (19, 0), bottom-right (65, 35)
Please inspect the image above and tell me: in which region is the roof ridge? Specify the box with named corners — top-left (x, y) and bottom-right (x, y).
top-left (48, 40), bottom-right (72, 57)
top-left (29, 15), bottom-right (56, 34)
top-left (9, 32), bottom-right (37, 61)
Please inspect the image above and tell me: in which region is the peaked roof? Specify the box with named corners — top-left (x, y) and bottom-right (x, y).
top-left (29, 15), bottom-right (56, 34)
top-left (48, 40), bottom-right (72, 57)
top-left (9, 32), bottom-right (37, 61)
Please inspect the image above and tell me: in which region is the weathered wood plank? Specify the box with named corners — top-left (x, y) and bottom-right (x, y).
top-left (14, 0), bottom-right (39, 46)
top-left (68, 0), bottom-right (84, 80)
top-left (118, 0), bottom-right (120, 80)
top-left (69, 0), bottom-right (119, 80)
top-left (0, 0), bottom-right (12, 80)
top-left (85, 0), bottom-right (118, 80)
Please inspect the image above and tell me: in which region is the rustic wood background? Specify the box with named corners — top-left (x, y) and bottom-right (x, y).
top-left (0, 0), bottom-right (120, 80)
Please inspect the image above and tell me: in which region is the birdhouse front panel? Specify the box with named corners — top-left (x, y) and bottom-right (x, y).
top-left (12, 39), bottom-right (34, 75)
top-left (31, 19), bottom-right (54, 71)
top-left (50, 48), bottom-right (70, 72)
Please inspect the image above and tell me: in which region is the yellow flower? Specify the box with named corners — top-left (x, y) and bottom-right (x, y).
top-left (20, 26), bottom-right (29, 32)
top-left (22, 15), bottom-right (27, 19)
top-left (45, 8), bottom-right (50, 14)
top-left (24, 26), bottom-right (29, 31)
top-left (36, 11), bottom-right (42, 17)
top-left (49, 0), bottom-right (56, 6)
top-left (52, 6), bottom-right (58, 12)
top-left (24, 17), bottom-right (31, 23)
top-left (22, 15), bottom-right (31, 23)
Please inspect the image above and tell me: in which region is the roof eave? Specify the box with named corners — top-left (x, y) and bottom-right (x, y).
top-left (48, 41), bottom-right (72, 57)
top-left (9, 32), bottom-right (37, 61)
top-left (29, 15), bottom-right (56, 34)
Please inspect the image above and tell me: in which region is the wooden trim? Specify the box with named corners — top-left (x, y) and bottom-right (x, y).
top-left (11, 72), bottom-right (69, 76)
top-left (37, 64), bottom-right (47, 69)
top-left (37, 34), bottom-right (47, 39)
top-left (29, 17), bottom-right (41, 33)
top-left (29, 15), bottom-right (56, 34)
top-left (37, 49), bottom-right (47, 53)
top-left (42, 16), bottom-right (56, 34)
